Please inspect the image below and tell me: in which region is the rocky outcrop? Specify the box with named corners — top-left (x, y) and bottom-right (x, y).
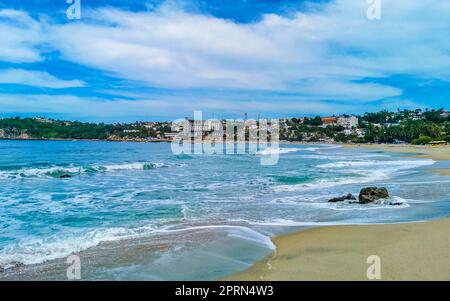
top-left (328, 187), bottom-right (391, 205)
top-left (328, 193), bottom-right (356, 203)
top-left (358, 187), bottom-right (389, 204)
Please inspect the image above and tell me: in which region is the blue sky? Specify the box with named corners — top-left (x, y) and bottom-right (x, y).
top-left (0, 0), bottom-right (449, 122)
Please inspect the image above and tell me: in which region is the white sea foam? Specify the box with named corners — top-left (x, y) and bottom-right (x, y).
top-left (0, 224), bottom-right (274, 267)
top-left (157, 225), bottom-right (275, 250)
top-left (248, 218), bottom-right (364, 227)
top-left (0, 162), bottom-right (173, 179)
top-left (181, 205), bottom-right (189, 220)
top-left (321, 196), bottom-right (411, 211)
top-left (0, 226), bottom-right (155, 266)
top-left (297, 153), bottom-right (388, 160)
top-left (272, 158), bottom-right (436, 192)
top-left (247, 218), bottom-right (419, 227)
top-left (100, 162), bottom-right (168, 171)
top-left (273, 169), bottom-right (388, 192)
top-left (273, 158), bottom-right (435, 193)
top-left (305, 145), bottom-right (342, 152)
top-left (304, 147), bottom-right (319, 152)
top-left (317, 159), bottom-right (435, 169)
top-left (256, 147), bottom-right (301, 155)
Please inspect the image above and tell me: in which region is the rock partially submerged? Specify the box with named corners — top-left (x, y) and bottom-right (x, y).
top-left (328, 193), bottom-right (356, 203)
top-left (59, 174), bottom-right (72, 178)
top-left (358, 187), bottom-right (389, 204)
top-left (328, 187), bottom-right (391, 205)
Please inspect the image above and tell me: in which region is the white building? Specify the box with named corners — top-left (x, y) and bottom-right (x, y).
top-left (337, 116), bottom-right (358, 129)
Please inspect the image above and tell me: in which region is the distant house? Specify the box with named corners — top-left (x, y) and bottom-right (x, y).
top-left (394, 139), bottom-right (407, 145)
top-left (321, 117), bottom-right (338, 125)
top-left (321, 116), bottom-right (358, 129)
top-left (343, 129), bottom-right (353, 135)
top-left (337, 116), bottom-right (358, 129)
top-left (143, 122), bottom-right (156, 129)
top-left (163, 132), bottom-right (180, 140)
top-left (440, 111), bottom-right (450, 118)
top-left (35, 117), bottom-right (54, 123)
top-left (429, 141), bottom-right (449, 146)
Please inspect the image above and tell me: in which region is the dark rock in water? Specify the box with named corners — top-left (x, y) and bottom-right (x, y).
top-left (389, 202), bottom-right (402, 206)
top-left (59, 174), bottom-right (72, 178)
top-left (328, 193), bottom-right (356, 203)
top-left (387, 200), bottom-right (403, 206)
top-left (358, 187), bottom-right (389, 204)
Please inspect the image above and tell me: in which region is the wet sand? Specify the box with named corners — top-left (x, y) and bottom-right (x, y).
top-left (225, 218), bottom-right (450, 280)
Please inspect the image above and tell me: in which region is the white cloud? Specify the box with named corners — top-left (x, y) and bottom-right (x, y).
top-left (0, 9), bottom-right (45, 63)
top-left (0, 69), bottom-right (86, 88)
top-left (0, 1), bottom-right (449, 119)
top-left (42, 0), bottom-right (449, 100)
top-left (0, 93), bottom-right (356, 120)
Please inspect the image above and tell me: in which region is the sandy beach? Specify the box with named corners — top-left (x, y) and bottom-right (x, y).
top-left (345, 144), bottom-right (450, 160)
top-left (226, 218), bottom-right (450, 280)
top-left (226, 145), bottom-right (450, 281)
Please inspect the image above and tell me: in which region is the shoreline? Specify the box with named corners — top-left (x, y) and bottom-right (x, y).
top-left (1, 142), bottom-right (449, 280)
top-left (224, 217), bottom-right (450, 280)
top-left (225, 144), bottom-right (450, 280)
top-left (343, 143), bottom-right (450, 175)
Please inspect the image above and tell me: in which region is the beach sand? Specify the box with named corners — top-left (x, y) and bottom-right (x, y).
top-left (225, 218), bottom-right (450, 281)
top-left (344, 144), bottom-right (450, 160)
top-left (226, 145), bottom-right (450, 281)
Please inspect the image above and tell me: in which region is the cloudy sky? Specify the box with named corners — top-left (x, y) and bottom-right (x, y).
top-left (0, 0), bottom-right (449, 122)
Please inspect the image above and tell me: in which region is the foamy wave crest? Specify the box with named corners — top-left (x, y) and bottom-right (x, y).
top-left (305, 145), bottom-right (342, 152)
top-left (0, 225), bottom-right (158, 266)
top-left (248, 218), bottom-right (364, 227)
top-left (317, 159), bottom-right (435, 169)
top-left (273, 170), bottom-right (387, 192)
top-left (273, 158), bottom-right (435, 192)
top-left (0, 162), bottom-right (172, 179)
top-left (320, 196), bottom-right (411, 211)
top-left (0, 224), bottom-right (274, 267)
top-left (256, 147), bottom-right (300, 155)
top-left (158, 225), bottom-right (275, 250)
top-left (100, 162), bottom-right (168, 171)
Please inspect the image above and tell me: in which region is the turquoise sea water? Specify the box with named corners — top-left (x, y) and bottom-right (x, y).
top-left (0, 140), bottom-right (449, 280)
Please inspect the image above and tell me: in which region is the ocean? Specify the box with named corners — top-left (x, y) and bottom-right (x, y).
top-left (0, 140), bottom-right (449, 280)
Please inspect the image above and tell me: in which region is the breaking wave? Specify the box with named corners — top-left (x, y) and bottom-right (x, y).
top-left (273, 170), bottom-right (388, 192)
top-left (0, 162), bottom-right (173, 179)
top-left (256, 147), bottom-right (301, 155)
top-left (0, 224), bottom-right (274, 267)
top-left (317, 159), bottom-right (435, 169)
